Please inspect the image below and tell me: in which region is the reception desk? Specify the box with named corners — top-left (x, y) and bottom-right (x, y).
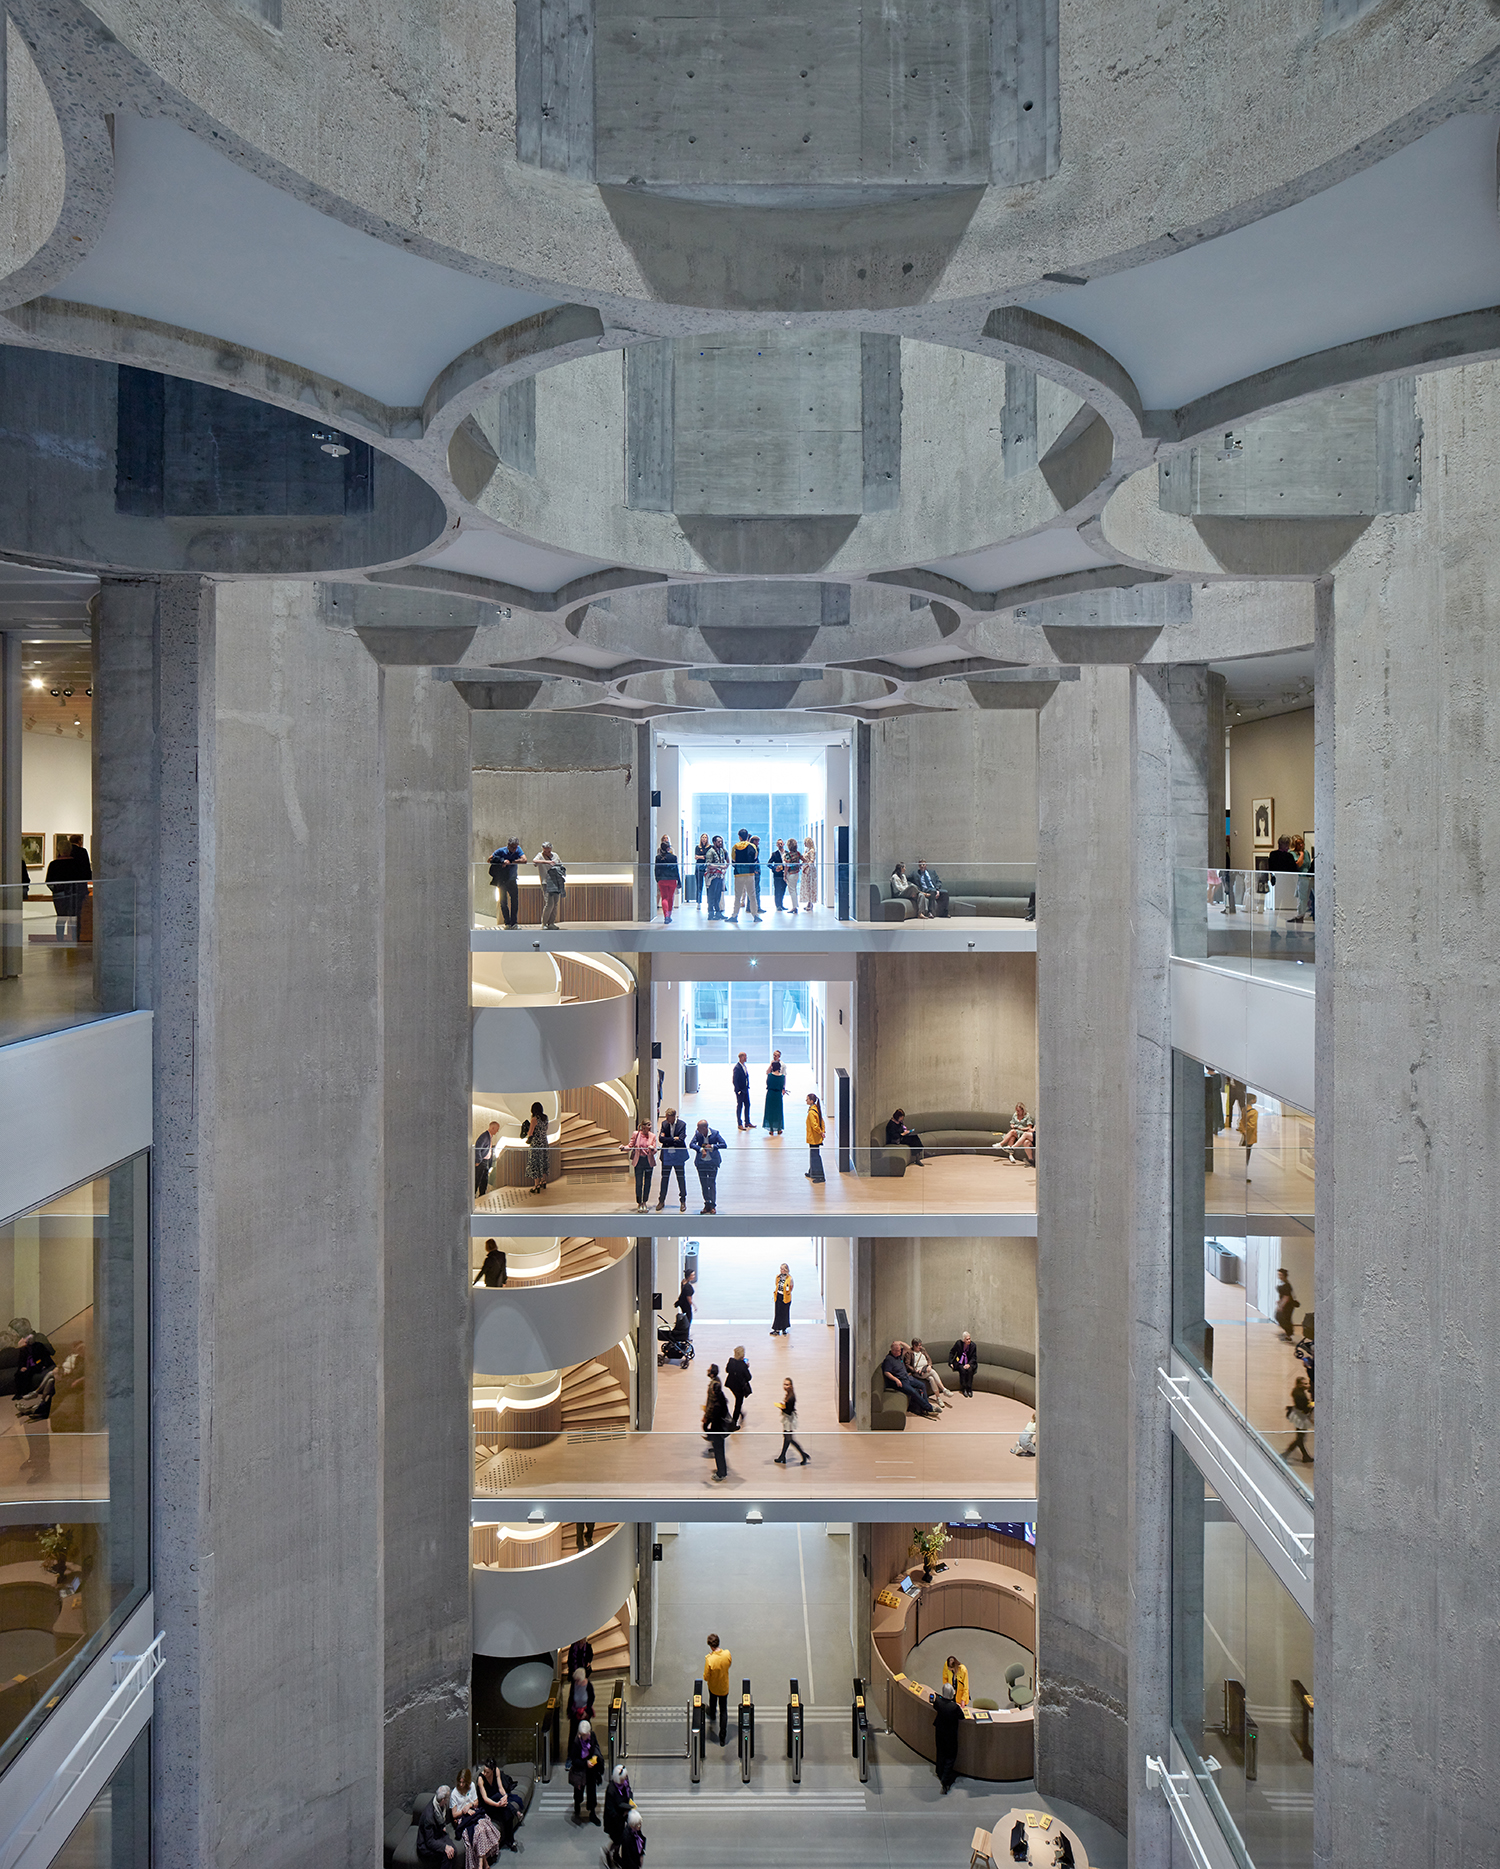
top-left (871, 1560), bottom-right (1036, 1782)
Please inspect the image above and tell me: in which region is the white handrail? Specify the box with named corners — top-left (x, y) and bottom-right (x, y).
top-left (0, 1633), bottom-right (164, 1869)
top-left (1145, 1756), bottom-right (1217, 1869)
top-left (1158, 1368), bottom-right (1314, 1567)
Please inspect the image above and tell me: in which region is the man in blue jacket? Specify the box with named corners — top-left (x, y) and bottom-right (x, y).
top-left (728, 831), bottom-right (762, 922)
top-left (732, 1053), bottom-right (752, 1129)
top-left (690, 1121), bottom-right (728, 1214)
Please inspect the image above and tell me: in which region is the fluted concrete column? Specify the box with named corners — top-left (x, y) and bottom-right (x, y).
top-left (1316, 364), bottom-right (1500, 1867)
top-left (96, 577), bottom-right (390, 1869)
top-left (380, 662), bottom-right (473, 1800)
top-left (1034, 666), bottom-right (1133, 1830)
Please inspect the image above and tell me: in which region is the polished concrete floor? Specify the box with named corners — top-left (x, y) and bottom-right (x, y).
top-left (0, 903), bottom-right (107, 1044)
top-left (519, 1523), bottom-right (1123, 1867)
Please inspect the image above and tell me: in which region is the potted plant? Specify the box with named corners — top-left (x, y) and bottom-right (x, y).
top-left (911, 1522), bottom-right (950, 1583)
top-left (36, 1523), bottom-right (71, 1584)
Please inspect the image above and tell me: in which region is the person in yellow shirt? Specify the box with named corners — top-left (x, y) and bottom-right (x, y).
top-left (805, 1092), bottom-right (826, 1184)
top-left (1237, 1092), bottom-right (1258, 1181)
top-left (943, 1655), bottom-right (970, 1707)
top-left (703, 1634), bottom-right (733, 1746)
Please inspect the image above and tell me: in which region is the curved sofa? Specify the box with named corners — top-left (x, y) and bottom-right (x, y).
top-left (874, 1339), bottom-right (1036, 1429)
top-left (868, 1109), bottom-right (1022, 1177)
top-left (872, 867), bottom-right (1035, 922)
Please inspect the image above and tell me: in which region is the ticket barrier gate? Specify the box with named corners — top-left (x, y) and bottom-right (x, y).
top-left (608, 1679), bottom-right (627, 1770)
top-left (689, 1679), bottom-right (706, 1784)
top-left (852, 1677), bottom-right (870, 1783)
top-left (737, 1679), bottom-right (755, 1784)
top-left (786, 1679), bottom-right (804, 1783)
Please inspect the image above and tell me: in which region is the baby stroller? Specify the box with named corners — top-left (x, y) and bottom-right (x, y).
top-left (656, 1306), bottom-right (694, 1368)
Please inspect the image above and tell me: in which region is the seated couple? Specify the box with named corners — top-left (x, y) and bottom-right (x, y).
top-left (889, 861), bottom-right (946, 917)
top-left (881, 1339), bottom-right (955, 1416)
top-left (995, 1102), bottom-right (1035, 1165)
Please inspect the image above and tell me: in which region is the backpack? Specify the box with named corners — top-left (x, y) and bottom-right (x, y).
top-left (488, 851), bottom-right (507, 885)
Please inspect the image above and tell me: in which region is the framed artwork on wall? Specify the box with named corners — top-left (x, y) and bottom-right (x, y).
top-left (20, 833), bottom-right (44, 868)
top-left (1252, 798), bottom-right (1274, 847)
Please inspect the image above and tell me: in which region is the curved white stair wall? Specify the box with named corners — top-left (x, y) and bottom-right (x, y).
top-left (474, 1248), bottom-right (636, 1374)
top-left (472, 1522), bottom-right (634, 1658)
top-left (473, 991), bottom-right (636, 1094)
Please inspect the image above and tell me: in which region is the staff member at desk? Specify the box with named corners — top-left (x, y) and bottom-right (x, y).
top-left (943, 1656), bottom-right (969, 1707)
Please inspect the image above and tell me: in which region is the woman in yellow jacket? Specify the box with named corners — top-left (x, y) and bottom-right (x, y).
top-left (805, 1092), bottom-right (826, 1185)
top-left (942, 1656), bottom-right (970, 1707)
top-left (1237, 1092), bottom-right (1258, 1181)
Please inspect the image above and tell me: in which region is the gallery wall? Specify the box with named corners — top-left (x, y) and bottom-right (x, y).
top-left (22, 729), bottom-right (93, 880)
top-left (1228, 707), bottom-right (1313, 872)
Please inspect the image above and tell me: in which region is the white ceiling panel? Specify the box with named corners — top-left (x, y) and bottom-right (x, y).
top-left (421, 528), bottom-right (614, 594)
top-left (920, 526), bottom-right (1107, 594)
top-left (62, 115), bottom-right (557, 406)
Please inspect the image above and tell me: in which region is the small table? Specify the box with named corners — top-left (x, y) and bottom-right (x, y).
top-left (992, 1807), bottom-right (1090, 1868)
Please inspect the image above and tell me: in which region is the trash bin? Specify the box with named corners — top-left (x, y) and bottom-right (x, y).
top-left (683, 1060), bottom-right (699, 1094)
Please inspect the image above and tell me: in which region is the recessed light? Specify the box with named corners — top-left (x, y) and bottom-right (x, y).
top-left (29, 678), bottom-right (41, 690)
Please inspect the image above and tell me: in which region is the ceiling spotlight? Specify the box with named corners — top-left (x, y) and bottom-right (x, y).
top-left (312, 430), bottom-right (351, 458)
top-left (745, 1509), bottom-right (763, 1524)
top-left (85, 687), bottom-right (92, 696)
top-left (49, 688), bottom-right (60, 697)
top-left (964, 1507), bottom-right (981, 1521)
top-left (61, 688), bottom-right (72, 697)
top-left (29, 677), bottom-right (41, 690)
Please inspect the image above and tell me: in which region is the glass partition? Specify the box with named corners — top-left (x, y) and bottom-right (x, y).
top-left (1173, 867), bottom-right (1315, 978)
top-left (49, 1721), bottom-right (150, 1868)
top-left (469, 861), bottom-right (1037, 928)
top-left (0, 881), bottom-right (136, 1046)
top-left (0, 1156), bottom-right (150, 1774)
top-left (1173, 1050), bottom-right (1315, 1494)
top-left (1173, 1444), bottom-right (1313, 1869)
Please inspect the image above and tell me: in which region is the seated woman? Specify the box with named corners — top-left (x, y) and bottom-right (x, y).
top-left (884, 1110), bottom-right (926, 1165)
top-left (477, 1759), bottom-right (523, 1853)
top-left (905, 1339), bottom-right (952, 1408)
top-left (942, 1654), bottom-right (970, 1706)
top-left (449, 1768), bottom-right (479, 1841)
top-left (889, 863), bottom-right (933, 916)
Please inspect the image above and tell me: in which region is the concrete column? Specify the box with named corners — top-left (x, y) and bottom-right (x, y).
top-left (853, 1237), bottom-right (874, 1430)
top-left (635, 1236), bottom-right (657, 1430)
top-left (1316, 365), bottom-right (1500, 1866)
top-left (96, 577), bottom-right (391, 1869)
top-left (853, 722), bottom-right (872, 918)
top-left (0, 635), bottom-right (19, 969)
top-left (379, 663), bottom-right (473, 1800)
top-left (634, 1521), bottom-right (656, 1687)
top-left (635, 721), bottom-right (653, 917)
top-left (1034, 666), bottom-right (1133, 1831)
top-left (1129, 665), bottom-right (1216, 1867)
top-left (853, 1521), bottom-right (873, 1682)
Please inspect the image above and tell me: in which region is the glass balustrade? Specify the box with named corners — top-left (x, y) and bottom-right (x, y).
top-left (0, 881), bottom-right (136, 1046)
top-left (1173, 1050), bottom-right (1316, 1497)
top-left (470, 861), bottom-right (1037, 929)
top-left (1172, 867), bottom-right (1316, 981)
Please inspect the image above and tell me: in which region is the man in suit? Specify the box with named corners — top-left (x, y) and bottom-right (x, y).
top-left (474, 1121), bottom-right (501, 1200)
top-left (769, 840), bottom-right (787, 909)
top-left (915, 858), bottom-right (949, 918)
top-left (656, 1109), bottom-right (688, 1212)
top-left (932, 1681), bottom-right (963, 1792)
top-left (732, 1053), bottom-right (752, 1129)
top-left (690, 1121), bottom-right (728, 1214)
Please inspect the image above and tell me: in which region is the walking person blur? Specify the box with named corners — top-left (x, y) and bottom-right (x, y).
top-left (624, 1117), bottom-right (657, 1211)
top-left (725, 1346), bottom-right (753, 1427)
top-left (703, 1635), bottom-right (733, 1736)
top-left (690, 1120), bottom-right (727, 1214)
top-left (567, 1720), bottom-right (603, 1825)
top-left (654, 836), bottom-right (680, 922)
top-left (762, 1052), bottom-right (787, 1134)
top-left (675, 1266), bottom-right (697, 1324)
top-left (1238, 1092), bottom-right (1258, 1179)
top-left (620, 1809), bottom-right (646, 1868)
top-left (655, 1108), bottom-right (688, 1212)
top-left (604, 1765), bottom-right (635, 1867)
top-left (703, 1383), bottom-right (732, 1482)
top-left (773, 1377), bottom-right (810, 1464)
top-left (488, 836), bottom-right (526, 929)
top-left (474, 1121), bottom-right (501, 1200)
top-left (771, 1264), bottom-right (794, 1335)
top-left (521, 1101), bottom-right (550, 1195)
top-left (565, 1666), bottom-right (595, 1749)
top-left (476, 1239), bottom-right (508, 1287)
top-left (1274, 1267), bottom-right (1298, 1340)
top-left (1285, 1374), bottom-right (1315, 1463)
top-left (535, 841), bottom-right (566, 929)
top-left (805, 1092), bottom-right (826, 1182)
top-left (732, 1052), bottom-right (753, 1130)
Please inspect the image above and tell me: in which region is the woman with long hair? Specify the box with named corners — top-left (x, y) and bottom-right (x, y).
top-left (623, 1116), bottom-right (657, 1212)
top-left (762, 1051), bottom-right (787, 1135)
top-left (773, 1376), bottom-right (810, 1465)
top-left (654, 835), bottom-right (680, 923)
top-left (522, 1100), bottom-right (550, 1194)
top-left (805, 1092), bottom-right (826, 1184)
top-left (800, 831), bottom-right (817, 909)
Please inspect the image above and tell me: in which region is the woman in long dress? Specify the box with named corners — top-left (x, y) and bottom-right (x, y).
top-left (522, 1100), bottom-right (550, 1194)
top-left (771, 1264), bottom-right (794, 1335)
top-left (800, 833), bottom-right (817, 909)
top-left (762, 1051), bottom-right (787, 1134)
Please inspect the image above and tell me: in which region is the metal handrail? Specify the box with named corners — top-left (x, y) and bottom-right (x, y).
top-left (0, 1634), bottom-right (163, 1869)
top-left (1145, 1756), bottom-right (1217, 1869)
top-left (1158, 1369), bottom-right (1314, 1567)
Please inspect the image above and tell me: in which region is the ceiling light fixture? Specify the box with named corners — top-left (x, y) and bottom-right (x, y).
top-left (29, 677), bottom-right (41, 690)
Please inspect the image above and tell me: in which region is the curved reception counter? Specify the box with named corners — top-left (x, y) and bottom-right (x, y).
top-left (871, 1560), bottom-right (1036, 1782)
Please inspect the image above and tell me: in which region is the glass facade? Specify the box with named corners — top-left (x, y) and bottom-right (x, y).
top-left (1173, 1050), bottom-right (1316, 1491)
top-left (0, 1157), bottom-right (149, 1772)
top-left (689, 980), bottom-right (811, 1065)
top-left (50, 1723), bottom-right (150, 1868)
top-left (1173, 1444), bottom-right (1313, 1869)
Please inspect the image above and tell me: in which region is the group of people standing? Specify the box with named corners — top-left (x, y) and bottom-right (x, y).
top-left (560, 1638), bottom-right (647, 1863)
top-left (624, 1109), bottom-right (728, 1214)
top-left (653, 829), bottom-right (819, 923)
top-left (487, 837), bottom-right (567, 929)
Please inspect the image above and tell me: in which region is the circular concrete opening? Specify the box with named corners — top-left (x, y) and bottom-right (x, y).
top-left (500, 1660), bottom-right (557, 1708)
